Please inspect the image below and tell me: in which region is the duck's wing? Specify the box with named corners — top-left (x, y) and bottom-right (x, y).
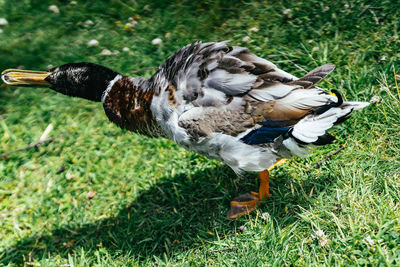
top-left (155, 41), bottom-right (299, 103)
top-left (153, 41), bottom-right (365, 150)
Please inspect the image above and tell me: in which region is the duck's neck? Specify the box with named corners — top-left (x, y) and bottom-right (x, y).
top-left (102, 76), bottom-right (159, 137)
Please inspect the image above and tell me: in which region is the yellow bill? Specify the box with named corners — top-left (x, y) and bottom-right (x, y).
top-left (1, 69), bottom-right (52, 87)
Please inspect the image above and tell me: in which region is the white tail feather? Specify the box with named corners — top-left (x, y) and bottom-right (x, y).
top-left (291, 102), bottom-right (365, 143)
top-left (283, 101), bottom-right (369, 154)
top-left (344, 101), bottom-right (370, 110)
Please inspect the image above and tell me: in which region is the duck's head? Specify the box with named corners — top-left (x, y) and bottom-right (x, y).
top-left (1, 62), bottom-right (119, 102)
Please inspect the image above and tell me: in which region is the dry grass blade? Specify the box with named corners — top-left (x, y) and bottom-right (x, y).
top-left (1, 135), bottom-right (63, 159)
top-left (309, 146), bottom-right (345, 170)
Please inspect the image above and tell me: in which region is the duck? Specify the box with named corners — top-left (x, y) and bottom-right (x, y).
top-left (1, 41), bottom-right (369, 219)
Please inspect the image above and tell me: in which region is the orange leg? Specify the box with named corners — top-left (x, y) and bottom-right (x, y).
top-left (227, 159), bottom-right (287, 219)
top-left (252, 169), bottom-right (272, 200)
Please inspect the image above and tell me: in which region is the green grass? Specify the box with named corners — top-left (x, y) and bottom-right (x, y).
top-left (0, 0), bottom-right (400, 265)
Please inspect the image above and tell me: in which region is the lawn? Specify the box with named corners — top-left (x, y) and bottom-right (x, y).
top-left (0, 0), bottom-right (399, 265)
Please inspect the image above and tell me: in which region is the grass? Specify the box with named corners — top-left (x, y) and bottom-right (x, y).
top-left (0, 0), bottom-right (399, 265)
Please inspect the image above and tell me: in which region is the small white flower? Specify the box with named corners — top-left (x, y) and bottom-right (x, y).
top-left (112, 50), bottom-right (120, 55)
top-left (323, 6), bottom-right (330, 12)
top-left (283, 9), bottom-right (292, 18)
top-left (239, 225), bottom-right (247, 232)
top-left (261, 212), bottom-right (269, 220)
top-left (249, 27), bottom-right (259, 32)
top-left (283, 9), bottom-right (291, 15)
top-left (319, 238), bottom-right (328, 247)
top-left (307, 39), bottom-right (314, 44)
top-left (242, 36), bottom-right (251, 43)
top-left (0, 18), bottom-right (8, 26)
top-left (370, 95), bottom-right (381, 103)
top-left (344, 3), bottom-right (349, 8)
top-left (122, 47), bottom-right (130, 52)
top-left (314, 230), bottom-right (324, 237)
top-left (48, 5), bottom-right (60, 14)
top-left (363, 236), bottom-right (374, 246)
top-left (363, 236), bottom-right (376, 250)
top-left (151, 38), bottom-right (162, 45)
top-left (84, 20), bottom-right (94, 26)
top-left (125, 21), bottom-right (137, 28)
top-left (379, 55), bottom-right (387, 62)
top-left (87, 39), bottom-right (99, 47)
top-left (47, 64), bottom-right (54, 69)
top-left (311, 229), bottom-right (328, 247)
top-left (100, 49), bottom-right (112, 56)
top-left (312, 46), bottom-right (319, 52)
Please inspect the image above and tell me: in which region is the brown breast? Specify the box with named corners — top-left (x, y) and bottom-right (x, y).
top-left (102, 76), bottom-right (160, 137)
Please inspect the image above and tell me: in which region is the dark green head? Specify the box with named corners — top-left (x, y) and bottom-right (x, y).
top-left (1, 62), bottom-right (119, 102)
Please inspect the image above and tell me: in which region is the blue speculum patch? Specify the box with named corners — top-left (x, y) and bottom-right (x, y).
top-left (240, 120), bottom-right (291, 145)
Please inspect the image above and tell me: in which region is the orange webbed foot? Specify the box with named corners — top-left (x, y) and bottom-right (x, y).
top-left (227, 159), bottom-right (287, 219)
top-left (227, 170), bottom-right (271, 219)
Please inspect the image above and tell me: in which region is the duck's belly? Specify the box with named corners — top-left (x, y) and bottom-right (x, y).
top-left (152, 102), bottom-right (280, 173)
top-left (178, 132), bottom-right (280, 173)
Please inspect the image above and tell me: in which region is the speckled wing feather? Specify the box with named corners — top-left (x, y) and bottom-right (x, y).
top-left (152, 41), bottom-right (339, 143)
top-left (287, 64), bottom-right (335, 88)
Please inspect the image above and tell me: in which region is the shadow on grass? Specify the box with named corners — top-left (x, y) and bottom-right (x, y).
top-left (1, 165), bottom-right (336, 264)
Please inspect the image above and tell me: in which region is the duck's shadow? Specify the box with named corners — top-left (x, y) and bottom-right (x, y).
top-left (1, 164), bottom-right (336, 264)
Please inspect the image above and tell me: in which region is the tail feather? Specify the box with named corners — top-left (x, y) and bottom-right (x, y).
top-left (288, 64), bottom-right (336, 88)
top-left (278, 63), bottom-right (369, 156)
top-left (342, 101), bottom-right (370, 110)
top-left (283, 100), bottom-right (369, 154)
top-left (312, 133), bottom-right (335, 145)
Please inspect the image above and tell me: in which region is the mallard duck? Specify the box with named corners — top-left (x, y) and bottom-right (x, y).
top-left (1, 41), bottom-right (369, 218)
